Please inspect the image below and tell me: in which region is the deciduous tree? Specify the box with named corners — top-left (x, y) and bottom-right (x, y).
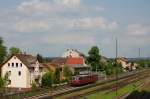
top-left (9, 47), bottom-right (21, 55)
top-left (86, 46), bottom-right (101, 71)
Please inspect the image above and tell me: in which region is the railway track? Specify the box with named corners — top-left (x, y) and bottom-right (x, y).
top-left (23, 69), bottom-right (150, 99)
top-left (63, 70), bottom-right (150, 99)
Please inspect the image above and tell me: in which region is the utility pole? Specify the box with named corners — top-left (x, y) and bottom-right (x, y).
top-left (115, 38), bottom-right (118, 97)
top-left (139, 48), bottom-right (141, 58)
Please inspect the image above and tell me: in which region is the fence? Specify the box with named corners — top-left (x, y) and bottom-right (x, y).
top-left (0, 87), bottom-right (51, 99)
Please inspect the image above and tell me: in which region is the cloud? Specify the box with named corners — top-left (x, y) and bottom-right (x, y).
top-left (18, 0), bottom-right (52, 15)
top-left (54, 0), bottom-right (80, 8)
top-left (13, 16), bottom-right (118, 33)
top-left (1, 0), bottom-right (138, 57)
top-left (43, 33), bottom-right (96, 45)
top-left (127, 24), bottom-right (150, 36)
top-left (14, 19), bottom-right (49, 32)
top-left (17, 0), bottom-right (82, 15)
top-left (72, 17), bottom-right (118, 30)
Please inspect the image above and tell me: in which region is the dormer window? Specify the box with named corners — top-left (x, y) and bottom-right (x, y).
top-left (8, 63), bottom-right (10, 67)
top-left (12, 63), bottom-right (14, 67)
top-left (16, 63), bottom-right (18, 67)
top-left (20, 63), bottom-right (22, 67)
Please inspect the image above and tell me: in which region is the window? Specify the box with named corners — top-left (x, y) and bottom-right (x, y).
top-left (18, 71), bottom-right (21, 76)
top-left (9, 71), bottom-right (11, 75)
top-left (16, 63), bottom-right (18, 67)
top-left (8, 63), bottom-right (10, 67)
top-left (12, 63), bottom-right (14, 67)
top-left (20, 63), bottom-right (22, 67)
top-left (8, 80), bottom-right (11, 85)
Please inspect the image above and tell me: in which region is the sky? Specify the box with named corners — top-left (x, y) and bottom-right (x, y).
top-left (0, 0), bottom-right (150, 58)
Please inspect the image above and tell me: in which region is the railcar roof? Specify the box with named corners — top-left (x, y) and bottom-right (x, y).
top-left (73, 74), bottom-right (97, 78)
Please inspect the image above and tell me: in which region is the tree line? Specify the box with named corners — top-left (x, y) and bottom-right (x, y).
top-left (0, 37), bottom-right (21, 64)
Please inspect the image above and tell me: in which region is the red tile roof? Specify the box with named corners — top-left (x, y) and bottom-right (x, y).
top-left (66, 57), bottom-right (84, 65)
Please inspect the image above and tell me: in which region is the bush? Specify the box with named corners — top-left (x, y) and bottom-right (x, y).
top-left (42, 72), bottom-right (52, 87)
top-left (31, 81), bottom-right (37, 91)
top-left (0, 77), bottom-right (4, 88)
top-left (63, 65), bottom-right (73, 82)
top-left (53, 68), bottom-right (60, 84)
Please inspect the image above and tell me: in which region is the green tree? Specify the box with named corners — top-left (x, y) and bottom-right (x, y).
top-left (0, 37), bottom-right (7, 64)
top-left (113, 62), bottom-right (123, 75)
top-left (53, 68), bottom-right (60, 84)
top-left (104, 60), bottom-right (114, 75)
top-left (9, 47), bottom-right (21, 55)
top-left (63, 65), bottom-right (73, 82)
top-left (42, 72), bottom-right (52, 87)
top-left (86, 46), bottom-right (101, 71)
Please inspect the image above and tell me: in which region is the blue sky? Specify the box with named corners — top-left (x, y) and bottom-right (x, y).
top-left (0, 0), bottom-right (150, 58)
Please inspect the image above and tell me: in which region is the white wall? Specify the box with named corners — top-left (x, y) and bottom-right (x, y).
top-left (62, 49), bottom-right (81, 58)
top-left (1, 56), bottom-right (30, 88)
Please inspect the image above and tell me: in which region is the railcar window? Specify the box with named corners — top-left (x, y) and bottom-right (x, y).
top-left (79, 77), bottom-right (83, 80)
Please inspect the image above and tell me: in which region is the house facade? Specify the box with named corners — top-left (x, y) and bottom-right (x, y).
top-left (62, 49), bottom-right (84, 58)
top-left (117, 57), bottom-right (137, 71)
top-left (1, 54), bottom-right (43, 88)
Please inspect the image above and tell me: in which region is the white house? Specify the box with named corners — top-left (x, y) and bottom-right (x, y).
top-left (1, 54), bottom-right (43, 89)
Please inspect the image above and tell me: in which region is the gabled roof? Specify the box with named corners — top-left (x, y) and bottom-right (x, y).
top-left (15, 54), bottom-right (37, 67)
top-left (2, 54), bottom-right (37, 68)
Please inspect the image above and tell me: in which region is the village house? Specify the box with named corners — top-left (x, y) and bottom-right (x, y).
top-left (42, 58), bottom-right (65, 80)
top-left (117, 57), bottom-right (138, 71)
top-left (42, 49), bottom-right (90, 80)
top-left (61, 49), bottom-right (89, 75)
top-left (1, 54), bottom-right (43, 89)
top-left (62, 49), bottom-right (87, 65)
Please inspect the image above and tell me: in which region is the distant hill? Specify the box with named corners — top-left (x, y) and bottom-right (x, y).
top-left (108, 57), bottom-right (150, 62)
top-left (127, 57), bottom-right (150, 61)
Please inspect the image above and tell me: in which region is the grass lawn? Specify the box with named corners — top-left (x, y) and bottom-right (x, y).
top-left (83, 81), bottom-right (141, 99)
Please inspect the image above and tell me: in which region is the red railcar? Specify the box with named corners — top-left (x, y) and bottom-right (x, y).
top-left (70, 74), bottom-right (98, 86)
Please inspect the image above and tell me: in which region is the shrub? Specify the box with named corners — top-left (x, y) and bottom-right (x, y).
top-left (42, 72), bottom-right (52, 87)
top-left (31, 81), bottom-right (37, 91)
top-left (63, 65), bottom-right (73, 82)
